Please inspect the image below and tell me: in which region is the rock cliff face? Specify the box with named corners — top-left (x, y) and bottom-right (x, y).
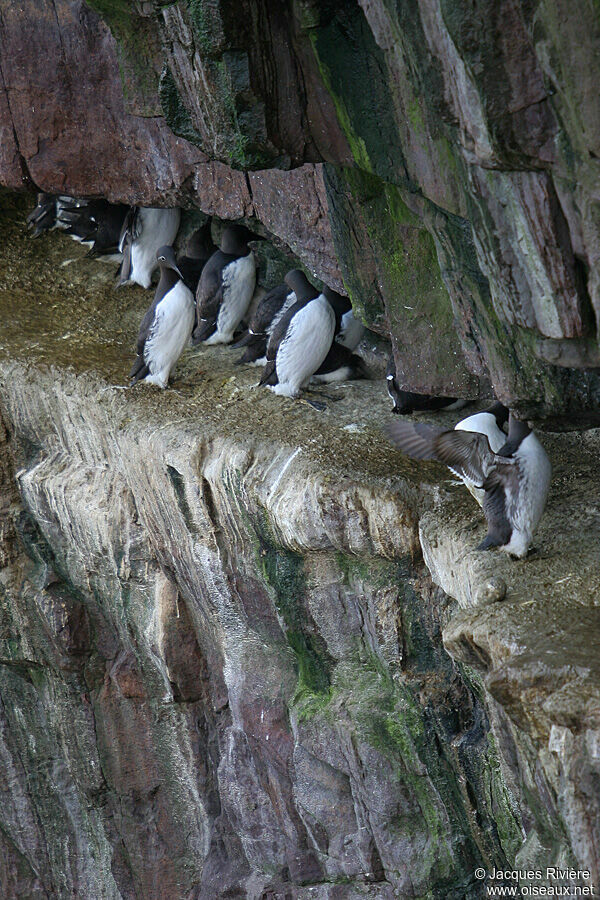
top-left (1, 1), bottom-right (600, 897)
top-left (0, 195), bottom-right (599, 899)
top-left (2, 0), bottom-right (600, 417)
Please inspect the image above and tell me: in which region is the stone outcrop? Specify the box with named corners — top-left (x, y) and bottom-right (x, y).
top-left (0, 193), bottom-right (599, 898)
top-left (1, 1), bottom-right (600, 416)
top-left (0, 0), bottom-right (343, 290)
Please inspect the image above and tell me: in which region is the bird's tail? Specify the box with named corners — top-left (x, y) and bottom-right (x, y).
top-left (130, 355), bottom-right (149, 384)
top-left (258, 360), bottom-right (278, 386)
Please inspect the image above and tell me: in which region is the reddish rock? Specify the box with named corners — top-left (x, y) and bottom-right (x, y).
top-left (192, 161), bottom-right (252, 220)
top-left (249, 165), bottom-right (344, 289)
top-left (0, 0), bottom-right (204, 203)
top-left (0, 80), bottom-right (25, 190)
top-left (0, 0), bottom-right (344, 289)
top-left (2, 0), bottom-right (600, 413)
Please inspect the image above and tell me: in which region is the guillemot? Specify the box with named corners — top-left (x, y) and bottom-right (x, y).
top-left (129, 246), bottom-right (195, 389)
top-left (27, 193), bottom-right (59, 236)
top-left (323, 287), bottom-right (365, 351)
top-left (176, 222), bottom-right (217, 293)
top-left (26, 193), bottom-right (78, 237)
top-left (386, 354), bottom-right (467, 415)
top-left (192, 224), bottom-right (258, 345)
top-left (56, 198), bottom-right (129, 261)
top-left (233, 282), bottom-right (296, 365)
top-left (311, 342), bottom-right (369, 383)
top-left (119, 207), bottom-right (181, 289)
top-left (386, 412), bottom-right (551, 558)
top-left (258, 270), bottom-right (336, 399)
top-left (454, 401), bottom-right (509, 504)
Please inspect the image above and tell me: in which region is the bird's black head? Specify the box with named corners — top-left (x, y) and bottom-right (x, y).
top-left (186, 222), bottom-right (216, 260)
top-left (323, 286), bottom-right (351, 319)
top-left (496, 413), bottom-right (532, 457)
top-left (284, 269), bottom-right (319, 304)
top-left (386, 353), bottom-right (397, 380)
top-left (220, 224), bottom-right (260, 255)
top-left (506, 414), bottom-right (531, 445)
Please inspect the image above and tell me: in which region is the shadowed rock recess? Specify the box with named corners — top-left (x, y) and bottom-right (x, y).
top-left (0, 2), bottom-right (600, 900)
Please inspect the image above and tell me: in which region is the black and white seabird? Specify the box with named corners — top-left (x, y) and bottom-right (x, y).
top-left (386, 412), bottom-right (551, 558)
top-left (176, 222), bottom-right (217, 294)
top-left (26, 193), bottom-right (79, 237)
top-left (232, 282), bottom-right (296, 365)
top-left (311, 342), bottom-right (369, 383)
top-left (453, 401), bottom-right (509, 504)
top-left (323, 287), bottom-right (365, 352)
top-left (258, 270), bottom-right (336, 398)
top-left (192, 224), bottom-right (258, 345)
top-left (56, 198), bottom-right (129, 261)
top-left (119, 207), bottom-right (181, 289)
top-left (386, 354), bottom-right (467, 415)
top-left (27, 193), bottom-right (59, 237)
top-left (129, 246), bottom-right (195, 389)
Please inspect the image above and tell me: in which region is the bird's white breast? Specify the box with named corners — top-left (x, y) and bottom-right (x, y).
top-left (276, 295), bottom-right (336, 392)
top-left (144, 282), bottom-right (195, 379)
top-left (211, 253), bottom-right (256, 342)
top-left (508, 433), bottom-right (552, 547)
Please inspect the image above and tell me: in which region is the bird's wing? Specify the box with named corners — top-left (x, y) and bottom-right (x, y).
top-left (433, 430), bottom-right (495, 485)
top-left (386, 420), bottom-right (495, 485)
top-left (27, 194), bottom-right (58, 235)
top-left (135, 298), bottom-right (160, 356)
top-left (195, 252), bottom-right (228, 318)
top-left (386, 420), bottom-right (449, 461)
top-left (253, 284), bottom-right (289, 334)
top-left (258, 360), bottom-right (278, 386)
top-left (314, 341), bottom-right (352, 374)
top-left (265, 299), bottom-right (304, 361)
top-left (118, 241), bottom-right (133, 284)
top-left (57, 204), bottom-right (96, 241)
top-left (118, 206), bottom-right (138, 254)
top-left (481, 463), bottom-right (519, 545)
top-left (95, 204), bottom-right (129, 254)
top-left (130, 355), bottom-right (149, 383)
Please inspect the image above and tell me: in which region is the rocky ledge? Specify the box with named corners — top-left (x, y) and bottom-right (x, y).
top-left (0, 193), bottom-right (599, 899)
top-left (4, 0), bottom-right (600, 418)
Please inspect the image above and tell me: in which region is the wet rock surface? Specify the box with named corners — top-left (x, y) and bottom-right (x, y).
top-left (0, 191), bottom-right (599, 897)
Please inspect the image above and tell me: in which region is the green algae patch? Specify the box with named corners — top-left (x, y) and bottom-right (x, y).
top-left (187, 0), bottom-right (226, 56)
top-left (288, 554), bottom-right (520, 888)
top-left (85, 1), bottom-right (162, 116)
top-left (304, 643), bottom-right (483, 890)
top-left (324, 165), bottom-right (477, 393)
top-left (159, 66), bottom-right (205, 147)
top-left (260, 551), bottom-right (332, 702)
top-left (307, 5), bottom-right (407, 182)
top-left (247, 509), bottom-right (334, 715)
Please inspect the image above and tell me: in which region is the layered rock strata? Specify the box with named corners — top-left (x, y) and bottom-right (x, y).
top-left (0, 199), bottom-right (598, 898)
